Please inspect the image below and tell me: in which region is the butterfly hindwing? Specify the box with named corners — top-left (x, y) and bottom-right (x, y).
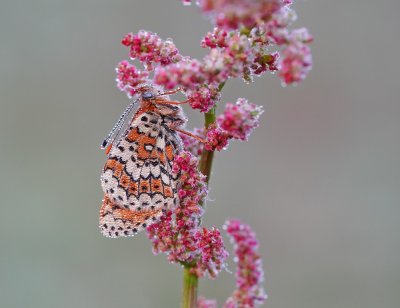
top-left (100, 111), bottom-right (182, 238)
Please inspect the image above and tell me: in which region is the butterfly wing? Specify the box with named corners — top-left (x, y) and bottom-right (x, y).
top-left (99, 112), bottom-right (182, 238)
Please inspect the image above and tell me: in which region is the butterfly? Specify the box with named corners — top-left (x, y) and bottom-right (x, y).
top-left (99, 84), bottom-right (204, 238)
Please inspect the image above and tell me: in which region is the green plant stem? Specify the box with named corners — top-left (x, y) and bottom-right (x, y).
top-left (199, 81), bottom-right (224, 184)
top-left (199, 106), bottom-right (216, 184)
top-left (181, 82), bottom-right (224, 308)
top-left (181, 265), bottom-right (199, 308)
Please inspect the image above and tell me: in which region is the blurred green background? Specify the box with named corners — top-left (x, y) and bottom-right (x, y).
top-left (1, 1), bottom-right (399, 307)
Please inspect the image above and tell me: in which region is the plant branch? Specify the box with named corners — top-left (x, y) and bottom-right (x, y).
top-left (199, 107), bottom-right (216, 184)
top-left (199, 81), bottom-right (225, 184)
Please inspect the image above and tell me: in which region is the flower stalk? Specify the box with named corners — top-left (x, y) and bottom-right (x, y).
top-left (199, 106), bottom-right (216, 183)
top-left (199, 81), bottom-right (224, 183)
top-left (182, 265), bottom-right (199, 308)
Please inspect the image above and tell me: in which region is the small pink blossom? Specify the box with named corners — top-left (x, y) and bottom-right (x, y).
top-left (248, 27), bottom-right (271, 47)
top-left (251, 51), bottom-right (280, 76)
top-left (122, 30), bottom-right (182, 70)
top-left (265, 5), bottom-right (297, 44)
top-left (115, 60), bottom-right (149, 98)
top-left (278, 28), bottom-right (313, 85)
top-left (197, 296), bottom-right (217, 308)
top-left (200, 33), bottom-right (253, 83)
top-left (205, 125), bottom-right (230, 151)
top-left (223, 219), bottom-right (267, 308)
top-left (201, 49), bottom-right (232, 84)
top-left (201, 28), bottom-right (228, 49)
top-left (181, 0), bottom-right (192, 5)
top-left (221, 32), bottom-right (253, 80)
top-left (218, 98), bottom-right (264, 141)
top-left (187, 85), bottom-right (221, 112)
top-left (193, 227), bottom-right (229, 278)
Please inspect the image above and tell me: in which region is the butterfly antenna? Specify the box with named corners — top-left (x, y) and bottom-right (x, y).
top-left (101, 99), bottom-right (137, 149)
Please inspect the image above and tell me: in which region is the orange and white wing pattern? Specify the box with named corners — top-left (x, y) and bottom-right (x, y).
top-left (100, 111), bottom-right (182, 237)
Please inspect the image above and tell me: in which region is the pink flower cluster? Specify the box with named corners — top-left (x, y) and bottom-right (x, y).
top-left (116, 0), bottom-right (311, 100)
top-left (154, 57), bottom-right (223, 112)
top-left (193, 227), bottom-right (229, 278)
top-left (205, 125), bottom-right (230, 151)
top-left (203, 98), bottom-right (263, 151)
top-left (263, 7), bottom-right (313, 84)
top-left (115, 60), bottom-right (149, 98)
top-left (121, 30), bottom-right (182, 70)
top-left (223, 219), bottom-right (267, 308)
top-left (146, 151), bottom-right (228, 278)
top-left (194, 0), bottom-right (290, 31)
top-left (196, 219), bottom-right (266, 307)
top-left (201, 28), bottom-right (228, 49)
top-left (154, 59), bottom-right (205, 90)
top-left (187, 85), bottom-right (221, 112)
top-left (218, 98), bottom-right (264, 141)
top-left (278, 28), bottom-right (313, 85)
top-left (182, 0), bottom-right (312, 85)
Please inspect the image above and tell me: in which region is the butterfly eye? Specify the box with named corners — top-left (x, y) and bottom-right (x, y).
top-left (142, 91), bottom-right (154, 100)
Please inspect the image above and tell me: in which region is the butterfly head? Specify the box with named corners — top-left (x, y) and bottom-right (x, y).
top-left (136, 84), bottom-right (163, 102)
top-left (142, 91), bottom-right (155, 100)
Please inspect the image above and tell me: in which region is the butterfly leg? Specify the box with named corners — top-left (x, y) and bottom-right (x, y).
top-left (155, 98), bottom-right (189, 105)
top-left (160, 87), bottom-right (182, 96)
top-left (168, 124), bottom-right (207, 143)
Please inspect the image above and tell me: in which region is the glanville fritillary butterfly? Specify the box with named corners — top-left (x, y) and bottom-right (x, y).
top-left (99, 84), bottom-right (205, 238)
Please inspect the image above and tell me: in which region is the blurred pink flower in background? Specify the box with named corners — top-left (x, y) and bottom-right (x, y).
top-left (223, 219), bottom-right (267, 308)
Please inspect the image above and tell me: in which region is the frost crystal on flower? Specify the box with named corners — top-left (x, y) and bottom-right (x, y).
top-left (218, 98), bottom-right (264, 141)
top-left (223, 219), bottom-right (267, 308)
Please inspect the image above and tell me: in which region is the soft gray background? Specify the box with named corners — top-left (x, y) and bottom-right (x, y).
top-left (1, 1), bottom-right (399, 307)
